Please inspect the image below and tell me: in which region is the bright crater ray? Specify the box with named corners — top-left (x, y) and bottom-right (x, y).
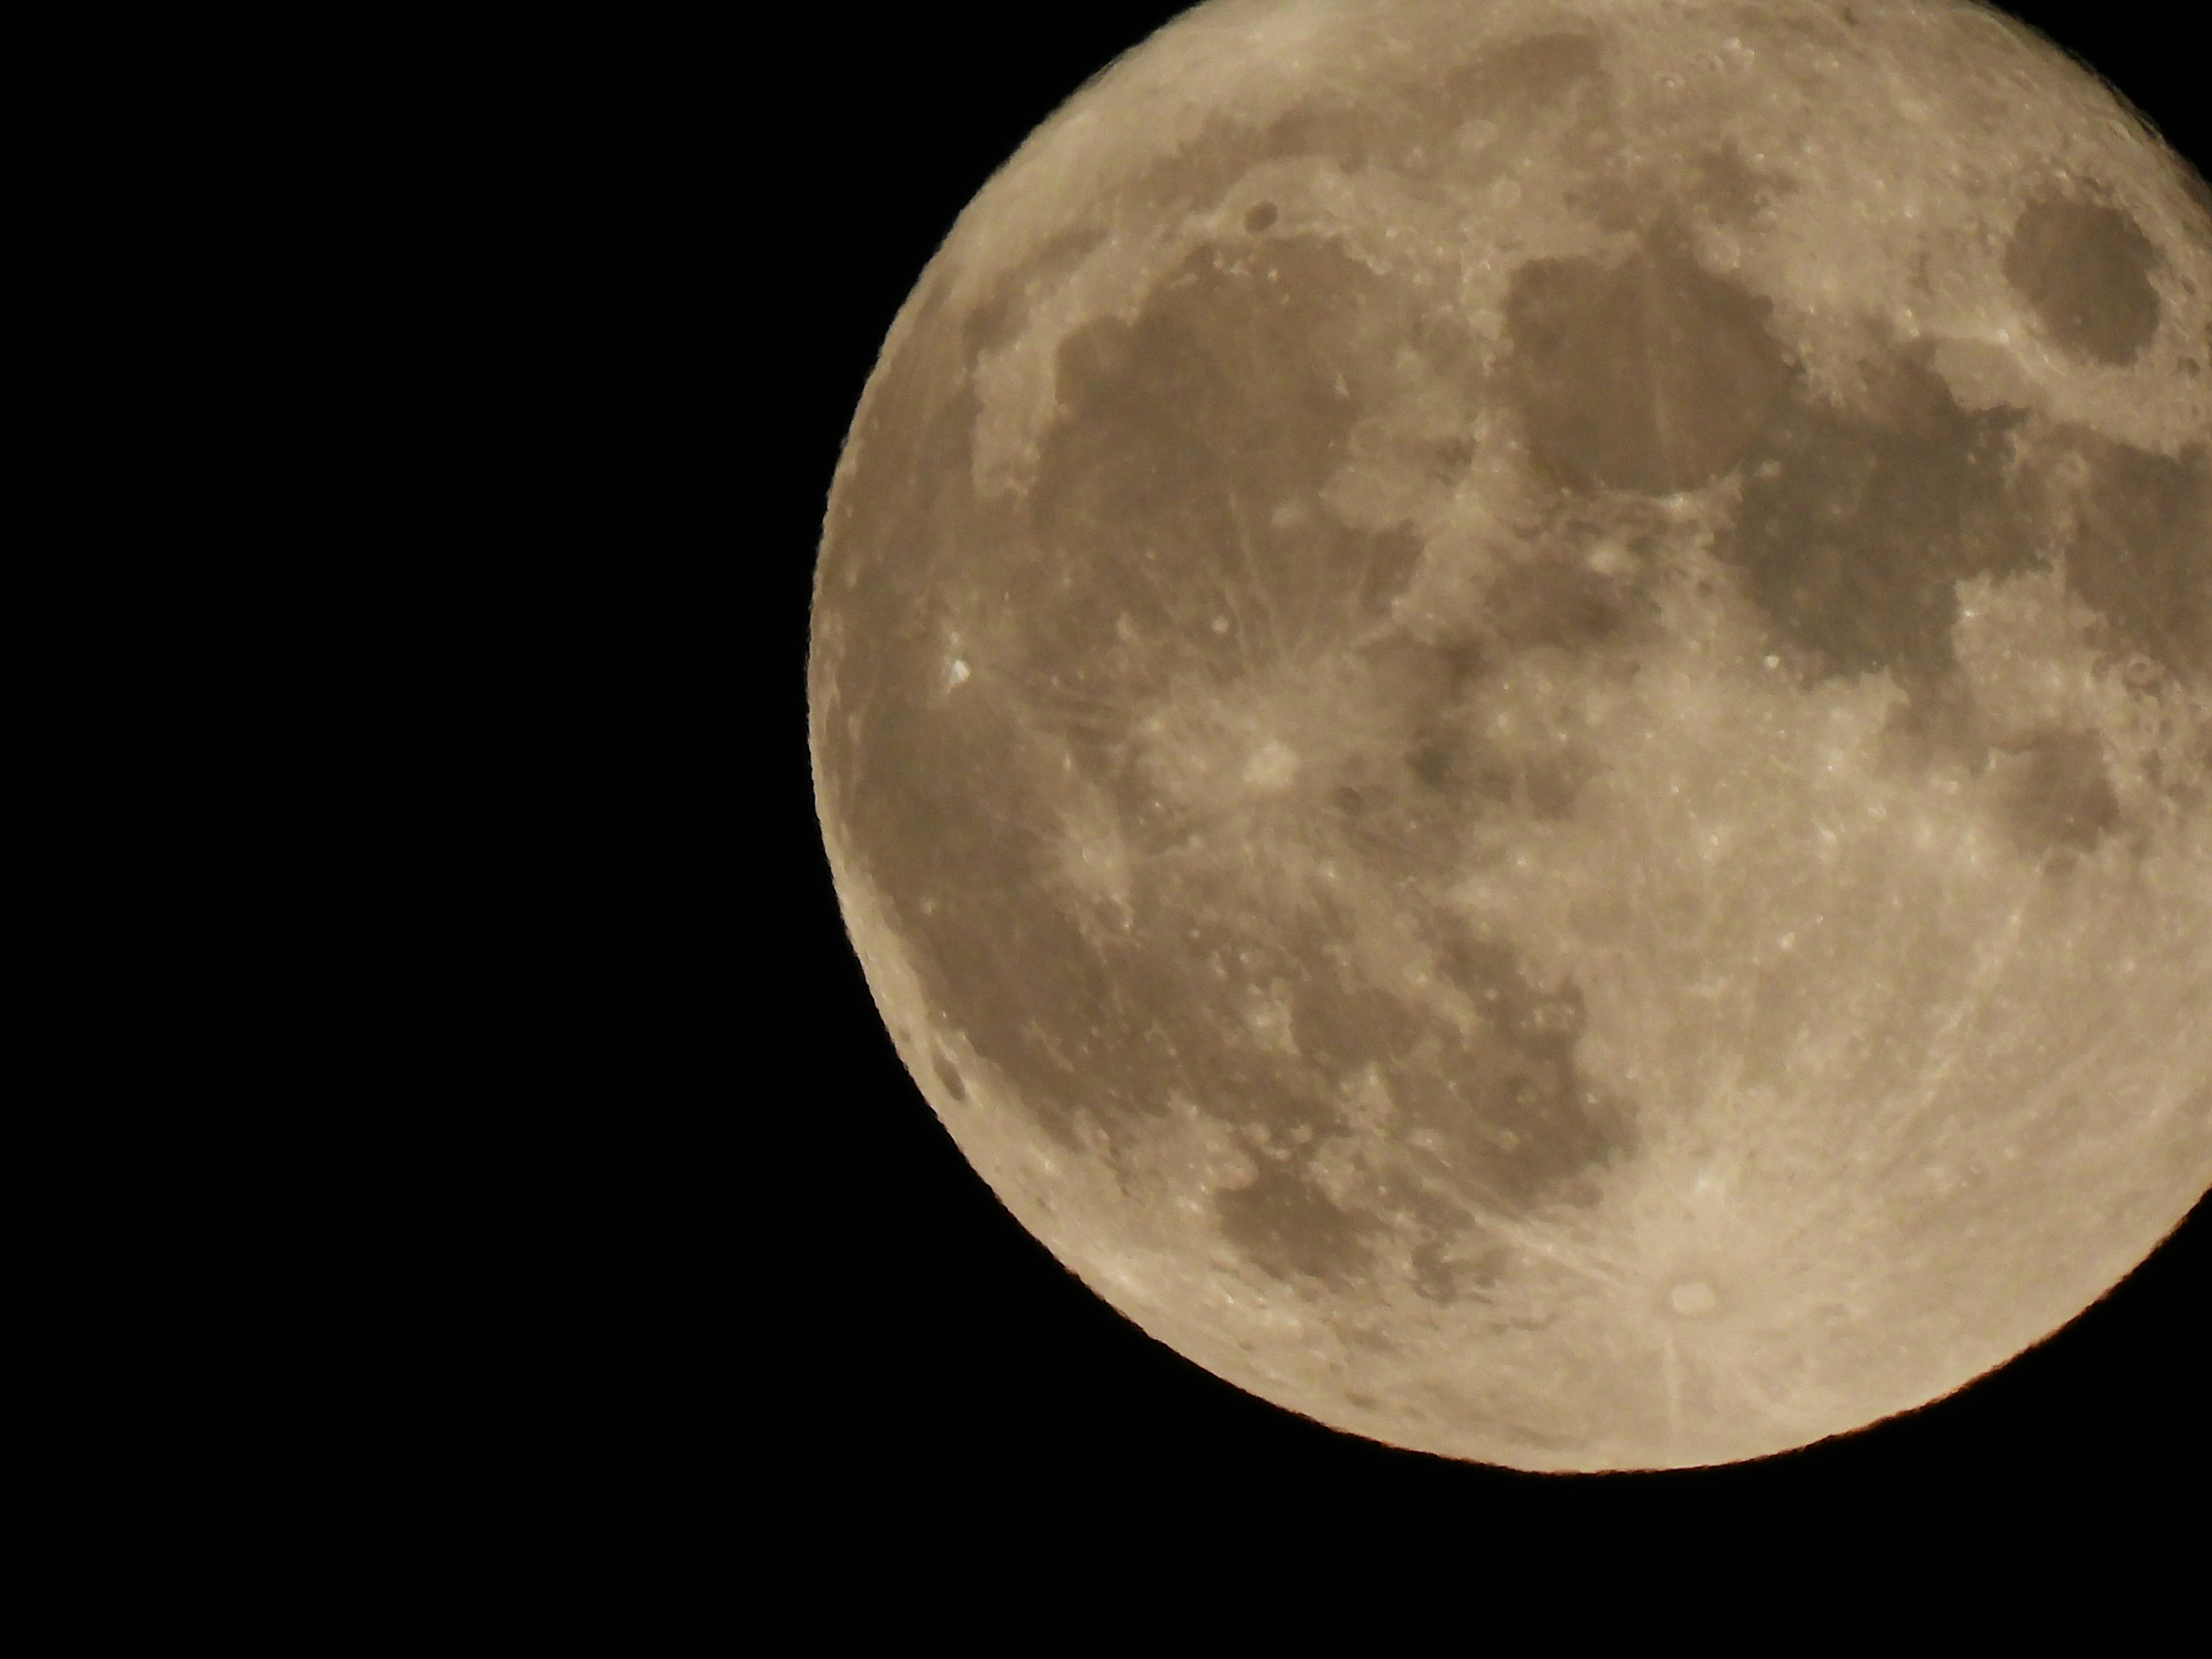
top-left (810, 0), bottom-right (2212, 1471)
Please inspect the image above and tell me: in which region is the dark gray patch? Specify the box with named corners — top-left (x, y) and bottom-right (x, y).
top-left (892, 822), bottom-right (1139, 1142)
top-left (1689, 145), bottom-right (1779, 226)
top-left (2004, 193), bottom-right (2164, 366)
top-left (1327, 627), bottom-right (1603, 850)
top-left (1405, 723), bottom-right (1502, 797)
top-left (1877, 675), bottom-right (1993, 777)
top-left (1216, 1159), bottom-right (1371, 1283)
top-left (1359, 628), bottom-right (1488, 698)
top-left (931, 1052), bottom-right (967, 1103)
top-left (1483, 559), bottom-right (1647, 651)
top-left (1157, 923), bottom-right (1645, 1226)
top-left (1994, 729), bottom-right (2122, 857)
top-left (2062, 437), bottom-right (2212, 682)
top-left (1357, 522), bottom-right (1427, 615)
top-left (1283, 961), bottom-right (1432, 1082)
top-left (1026, 236), bottom-right (1450, 703)
top-left (1722, 349), bottom-right (2031, 684)
top-left (1428, 435), bottom-right (1476, 481)
top-left (815, 365), bottom-right (1136, 1143)
top-left (1394, 936), bottom-right (1639, 1206)
top-left (1400, 720), bottom-right (1590, 823)
top-left (819, 177), bottom-right (1638, 1187)
top-left (1307, 635), bottom-right (1501, 875)
top-left (1504, 232), bottom-right (1792, 495)
top-left (1243, 201), bottom-right (1278, 234)
top-left (1439, 938), bottom-right (1588, 1058)
top-left (1410, 1237), bottom-right (1506, 1304)
top-left (1520, 755), bottom-right (1586, 819)
top-left (1385, 1040), bottom-right (1633, 1209)
top-left (1440, 31), bottom-right (1604, 115)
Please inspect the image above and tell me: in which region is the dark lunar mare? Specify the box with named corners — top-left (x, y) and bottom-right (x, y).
top-left (1722, 346), bottom-right (2035, 687)
top-left (1504, 230), bottom-right (1793, 495)
top-left (2059, 433), bottom-right (2212, 685)
top-left (819, 236), bottom-right (1642, 1291)
top-left (2005, 191), bottom-right (2164, 366)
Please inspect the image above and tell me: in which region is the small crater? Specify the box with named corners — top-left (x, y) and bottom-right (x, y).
top-left (1243, 200), bottom-right (1278, 234)
top-left (2004, 192), bottom-right (2164, 366)
top-left (1669, 1281), bottom-right (1718, 1317)
top-left (1241, 738), bottom-right (1301, 793)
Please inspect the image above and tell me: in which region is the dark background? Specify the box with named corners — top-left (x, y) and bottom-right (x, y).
top-left (769, 2), bottom-right (2207, 1527)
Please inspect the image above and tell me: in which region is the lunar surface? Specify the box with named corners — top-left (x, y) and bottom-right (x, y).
top-left (809, 0), bottom-right (2212, 1470)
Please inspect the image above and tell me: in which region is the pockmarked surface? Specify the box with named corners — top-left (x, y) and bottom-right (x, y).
top-left (810, 0), bottom-right (2212, 1470)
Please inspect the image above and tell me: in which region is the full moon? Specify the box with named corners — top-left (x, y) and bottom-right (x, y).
top-left (809, 0), bottom-right (2211, 1470)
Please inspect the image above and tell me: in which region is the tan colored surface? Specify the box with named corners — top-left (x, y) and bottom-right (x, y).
top-left (810, 0), bottom-right (2212, 1469)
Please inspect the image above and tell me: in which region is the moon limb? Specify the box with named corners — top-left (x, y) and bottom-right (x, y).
top-left (810, 0), bottom-right (2212, 1470)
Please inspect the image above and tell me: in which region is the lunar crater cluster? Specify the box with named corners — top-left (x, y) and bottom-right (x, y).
top-left (812, 0), bottom-right (2212, 1469)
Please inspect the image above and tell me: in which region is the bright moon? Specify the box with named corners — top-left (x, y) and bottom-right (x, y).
top-left (810, 0), bottom-right (2211, 1470)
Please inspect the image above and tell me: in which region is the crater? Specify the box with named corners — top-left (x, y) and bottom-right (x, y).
top-left (1504, 230), bottom-right (1792, 495)
top-left (1669, 1281), bottom-right (1718, 1318)
top-left (932, 1051), bottom-right (968, 1103)
top-left (2004, 192), bottom-right (2164, 365)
